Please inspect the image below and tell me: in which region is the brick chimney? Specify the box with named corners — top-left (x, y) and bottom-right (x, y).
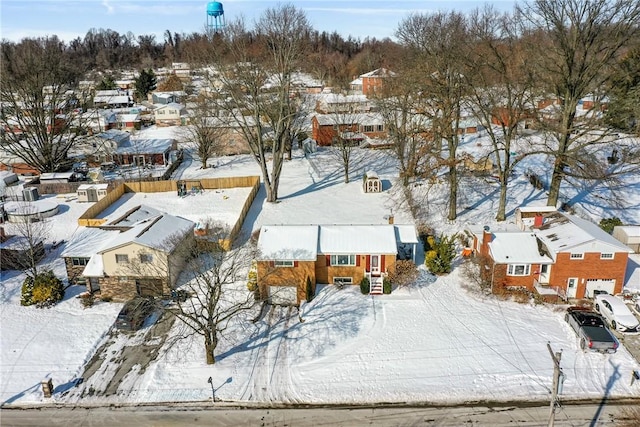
top-left (480, 226), bottom-right (493, 257)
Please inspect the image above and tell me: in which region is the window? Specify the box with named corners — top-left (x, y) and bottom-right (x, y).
top-left (570, 253), bottom-right (584, 259)
top-left (274, 260), bottom-right (294, 267)
top-left (362, 125), bottom-right (374, 133)
top-left (115, 254), bottom-right (129, 264)
top-left (330, 254), bottom-right (356, 266)
top-left (72, 257), bottom-right (89, 266)
top-left (139, 254), bottom-right (153, 263)
top-left (507, 264), bottom-right (531, 276)
top-left (333, 277), bottom-right (353, 286)
top-left (376, 124), bottom-right (384, 132)
top-left (600, 253), bottom-right (614, 260)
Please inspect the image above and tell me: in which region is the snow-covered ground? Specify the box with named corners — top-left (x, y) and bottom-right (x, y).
top-left (1, 125), bottom-right (639, 406)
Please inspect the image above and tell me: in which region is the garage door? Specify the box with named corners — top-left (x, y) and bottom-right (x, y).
top-left (269, 286), bottom-right (298, 306)
top-left (585, 279), bottom-right (616, 298)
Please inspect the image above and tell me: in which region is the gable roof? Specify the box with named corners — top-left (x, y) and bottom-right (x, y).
top-left (257, 224), bottom-right (407, 260)
top-left (319, 225), bottom-right (397, 255)
top-left (489, 232), bottom-right (553, 264)
top-left (535, 212), bottom-right (632, 254)
top-left (257, 225), bottom-right (319, 261)
top-left (61, 227), bottom-right (120, 257)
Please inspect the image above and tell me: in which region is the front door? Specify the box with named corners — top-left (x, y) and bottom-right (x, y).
top-left (539, 264), bottom-right (551, 284)
top-left (370, 255), bottom-right (380, 275)
top-left (567, 277), bottom-right (578, 299)
top-left (135, 155), bottom-right (145, 166)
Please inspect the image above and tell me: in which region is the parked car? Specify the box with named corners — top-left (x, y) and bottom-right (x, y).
top-left (115, 297), bottom-right (155, 331)
top-left (594, 294), bottom-right (640, 332)
top-left (564, 307), bottom-right (619, 353)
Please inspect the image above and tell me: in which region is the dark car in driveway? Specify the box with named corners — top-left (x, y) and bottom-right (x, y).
top-left (565, 307), bottom-right (619, 353)
top-left (115, 298), bottom-right (155, 331)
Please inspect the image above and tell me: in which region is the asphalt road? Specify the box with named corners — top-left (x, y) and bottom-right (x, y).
top-left (0, 402), bottom-right (635, 426)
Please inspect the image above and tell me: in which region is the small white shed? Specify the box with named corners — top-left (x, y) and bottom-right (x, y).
top-left (77, 184), bottom-right (108, 203)
top-left (613, 225), bottom-right (640, 253)
top-left (363, 171), bottom-right (382, 193)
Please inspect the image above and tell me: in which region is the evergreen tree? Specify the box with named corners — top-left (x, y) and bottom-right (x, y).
top-left (134, 68), bottom-right (157, 101)
top-left (96, 75), bottom-right (117, 90)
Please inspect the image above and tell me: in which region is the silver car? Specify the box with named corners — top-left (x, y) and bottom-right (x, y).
top-left (594, 294), bottom-right (640, 332)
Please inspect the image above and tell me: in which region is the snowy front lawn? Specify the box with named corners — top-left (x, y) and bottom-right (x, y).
top-left (62, 267), bottom-right (640, 406)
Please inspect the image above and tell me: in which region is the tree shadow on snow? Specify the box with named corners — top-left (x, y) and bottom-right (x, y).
top-left (216, 286), bottom-right (369, 362)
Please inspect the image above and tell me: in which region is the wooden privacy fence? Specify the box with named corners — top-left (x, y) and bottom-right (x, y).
top-left (78, 177), bottom-right (262, 243)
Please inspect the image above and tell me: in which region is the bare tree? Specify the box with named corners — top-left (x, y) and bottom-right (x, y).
top-left (1, 202), bottom-right (50, 279)
top-left (180, 95), bottom-right (226, 169)
top-left (326, 94), bottom-right (365, 183)
top-left (519, 0), bottom-right (640, 207)
top-left (162, 227), bottom-right (258, 365)
top-left (374, 70), bottom-right (439, 187)
top-left (396, 12), bottom-right (470, 221)
top-left (209, 5), bottom-right (310, 202)
top-left (1, 37), bottom-right (92, 173)
top-left (465, 7), bottom-right (539, 221)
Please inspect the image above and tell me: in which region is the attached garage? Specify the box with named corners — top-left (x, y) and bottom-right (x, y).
top-left (585, 279), bottom-right (616, 298)
top-left (136, 279), bottom-right (164, 297)
top-left (269, 286), bottom-right (298, 306)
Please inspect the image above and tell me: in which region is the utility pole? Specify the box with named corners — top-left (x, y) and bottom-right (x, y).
top-left (547, 342), bottom-right (563, 427)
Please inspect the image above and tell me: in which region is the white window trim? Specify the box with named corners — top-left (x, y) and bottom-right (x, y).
top-left (600, 253), bottom-right (614, 260)
top-left (330, 254), bottom-right (356, 266)
top-left (115, 254), bottom-right (129, 264)
top-left (274, 260), bottom-right (294, 267)
top-left (507, 264), bottom-right (531, 276)
top-left (570, 253), bottom-right (584, 259)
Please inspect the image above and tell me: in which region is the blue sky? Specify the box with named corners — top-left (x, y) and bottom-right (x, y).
top-left (1, 0), bottom-right (517, 44)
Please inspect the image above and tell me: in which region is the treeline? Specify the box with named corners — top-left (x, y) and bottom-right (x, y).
top-left (0, 27), bottom-right (403, 87)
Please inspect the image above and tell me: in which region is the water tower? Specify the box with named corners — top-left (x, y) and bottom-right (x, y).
top-left (206, 2), bottom-right (225, 33)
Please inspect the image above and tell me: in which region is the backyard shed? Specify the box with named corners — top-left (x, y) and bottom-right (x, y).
top-left (77, 184), bottom-right (109, 203)
top-left (613, 225), bottom-right (640, 253)
top-left (363, 171), bottom-right (382, 193)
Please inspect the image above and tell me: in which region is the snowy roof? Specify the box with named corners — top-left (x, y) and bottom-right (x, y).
top-left (314, 112), bottom-right (383, 126)
top-left (517, 206), bottom-right (558, 214)
top-left (257, 225), bottom-right (319, 261)
top-left (118, 113), bottom-right (140, 122)
top-left (319, 225), bottom-right (397, 255)
top-left (360, 68), bottom-right (396, 78)
top-left (116, 138), bottom-right (174, 155)
top-left (100, 212), bottom-right (194, 254)
top-left (106, 205), bottom-right (164, 227)
top-left (394, 225), bottom-right (419, 244)
top-left (489, 232), bottom-right (553, 264)
top-left (350, 78), bottom-right (363, 86)
top-left (94, 95), bottom-right (130, 104)
top-left (82, 254), bottom-right (104, 277)
top-left (97, 129), bottom-right (130, 144)
top-left (615, 225), bottom-right (640, 238)
top-left (77, 183), bottom-right (108, 191)
top-left (535, 212), bottom-right (632, 253)
top-left (61, 227), bottom-right (120, 257)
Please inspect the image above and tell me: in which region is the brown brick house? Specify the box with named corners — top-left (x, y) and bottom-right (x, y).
top-left (256, 224), bottom-right (418, 305)
top-left (472, 211), bottom-right (633, 300)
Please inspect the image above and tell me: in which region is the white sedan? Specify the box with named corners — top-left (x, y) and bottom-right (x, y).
top-left (594, 294), bottom-right (640, 332)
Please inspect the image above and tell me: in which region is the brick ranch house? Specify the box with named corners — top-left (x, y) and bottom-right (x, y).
top-left (311, 113), bottom-right (387, 147)
top-left (61, 205), bottom-right (194, 301)
top-left (256, 224), bottom-right (418, 305)
top-left (471, 210), bottom-right (633, 300)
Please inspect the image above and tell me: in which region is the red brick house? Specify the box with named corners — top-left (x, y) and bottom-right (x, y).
top-left (256, 224), bottom-right (418, 305)
top-left (473, 211), bottom-right (633, 300)
top-left (311, 113), bottom-right (387, 147)
top-left (360, 68), bottom-right (396, 96)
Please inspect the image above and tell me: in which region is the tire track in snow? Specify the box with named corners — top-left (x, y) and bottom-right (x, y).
top-left (241, 305), bottom-right (276, 402)
top-left (268, 306), bottom-right (303, 404)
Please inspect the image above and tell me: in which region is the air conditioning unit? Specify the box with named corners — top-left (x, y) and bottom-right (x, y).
top-left (22, 187), bottom-right (39, 202)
